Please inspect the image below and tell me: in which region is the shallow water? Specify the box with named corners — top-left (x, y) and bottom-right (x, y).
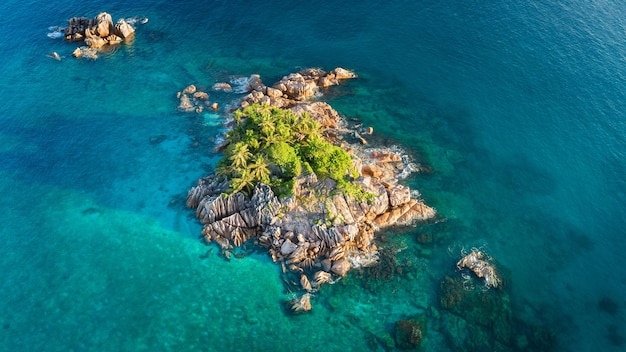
top-left (1, 0), bottom-right (625, 351)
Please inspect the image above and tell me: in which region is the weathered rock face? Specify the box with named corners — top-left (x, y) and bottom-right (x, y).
top-left (63, 12), bottom-right (137, 57)
top-left (115, 19), bottom-right (135, 39)
top-left (94, 12), bottom-right (114, 37)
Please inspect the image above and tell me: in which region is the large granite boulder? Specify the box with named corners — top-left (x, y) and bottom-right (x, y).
top-left (114, 18), bottom-right (135, 39)
top-left (94, 12), bottom-right (114, 37)
top-left (273, 73), bottom-right (317, 101)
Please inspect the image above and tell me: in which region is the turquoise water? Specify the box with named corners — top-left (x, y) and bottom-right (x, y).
top-left (1, 0), bottom-right (625, 350)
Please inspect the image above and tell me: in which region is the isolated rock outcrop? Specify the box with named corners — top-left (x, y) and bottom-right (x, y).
top-left (62, 12), bottom-right (139, 59)
top-left (457, 249), bottom-right (502, 289)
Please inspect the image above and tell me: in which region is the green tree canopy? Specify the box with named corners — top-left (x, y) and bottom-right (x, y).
top-left (217, 103), bottom-right (362, 198)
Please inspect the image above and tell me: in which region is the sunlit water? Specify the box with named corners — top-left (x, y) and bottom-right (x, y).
top-left (1, 1), bottom-right (624, 351)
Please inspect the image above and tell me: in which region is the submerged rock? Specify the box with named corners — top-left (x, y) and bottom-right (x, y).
top-left (439, 274), bottom-right (512, 349)
top-left (289, 293), bottom-right (312, 313)
top-left (395, 318), bottom-right (425, 349)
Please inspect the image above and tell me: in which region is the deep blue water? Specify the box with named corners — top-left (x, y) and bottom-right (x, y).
top-left (1, 0), bottom-right (624, 351)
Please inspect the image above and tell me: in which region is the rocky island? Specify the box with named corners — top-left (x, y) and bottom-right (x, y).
top-left (57, 12), bottom-right (138, 59)
top-left (184, 67), bottom-right (437, 312)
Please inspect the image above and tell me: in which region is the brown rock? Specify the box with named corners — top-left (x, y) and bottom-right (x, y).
top-left (290, 293), bottom-right (312, 313)
top-left (321, 258), bottom-right (332, 272)
top-left (362, 164), bottom-right (383, 179)
top-left (299, 67), bottom-right (327, 78)
top-left (193, 91), bottom-right (209, 100)
top-left (178, 94), bottom-right (195, 112)
top-left (300, 274), bottom-right (312, 291)
top-left (373, 199), bottom-right (435, 227)
top-left (69, 33), bottom-right (84, 41)
top-left (246, 74), bottom-right (263, 92)
top-left (84, 35), bottom-right (106, 48)
top-left (387, 184), bottom-right (411, 207)
top-left (183, 85), bottom-right (197, 94)
top-left (332, 67), bottom-right (357, 80)
top-left (274, 73), bottom-right (317, 101)
top-left (72, 47), bottom-right (83, 58)
top-left (317, 76), bottom-right (338, 88)
top-left (457, 250), bottom-right (502, 289)
top-left (115, 19), bottom-right (135, 39)
top-left (331, 259), bottom-right (351, 277)
top-left (212, 82), bottom-right (233, 92)
top-left (417, 233), bottom-right (433, 244)
top-left (395, 320), bottom-right (424, 349)
top-left (371, 150), bottom-right (402, 163)
top-left (265, 87), bottom-right (283, 98)
top-left (280, 239), bottom-right (298, 256)
top-left (94, 12), bottom-right (114, 37)
top-left (47, 52), bottom-right (61, 61)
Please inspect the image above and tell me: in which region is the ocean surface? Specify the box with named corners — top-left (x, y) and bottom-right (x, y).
top-left (1, 0), bottom-right (624, 351)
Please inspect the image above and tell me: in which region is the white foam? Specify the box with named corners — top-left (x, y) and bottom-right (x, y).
top-left (47, 26), bottom-right (64, 39)
top-left (124, 16), bottom-right (149, 26)
top-left (229, 76), bottom-right (251, 94)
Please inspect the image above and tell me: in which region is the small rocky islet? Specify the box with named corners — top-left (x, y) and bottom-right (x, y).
top-left (183, 68), bottom-right (438, 310)
top-left (48, 12), bottom-right (143, 60)
top-left (179, 67), bottom-right (549, 350)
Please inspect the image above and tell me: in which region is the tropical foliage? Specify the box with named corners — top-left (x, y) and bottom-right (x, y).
top-left (216, 103), bottom-right (362, 198)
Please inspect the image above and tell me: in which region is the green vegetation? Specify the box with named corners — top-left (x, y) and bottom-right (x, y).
top-left (216, 103), bottom-right (365, 198)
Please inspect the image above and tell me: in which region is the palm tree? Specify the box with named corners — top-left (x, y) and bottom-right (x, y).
top-left (258, 113), bottom-right (276, 140)
top-left (231, 169), bottom-right (254, 194)
top-left (232, 109), bottom-right (246, 126)
top-left (249, 155), bottom-right (271, 183)
top-left (292, 113), bottom-right (320, 142)
top-left (229, 142), bottom-right (252, 170)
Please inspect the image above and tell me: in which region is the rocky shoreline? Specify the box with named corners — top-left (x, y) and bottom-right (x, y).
top-left (183, 67), bottom-right (437, 312)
